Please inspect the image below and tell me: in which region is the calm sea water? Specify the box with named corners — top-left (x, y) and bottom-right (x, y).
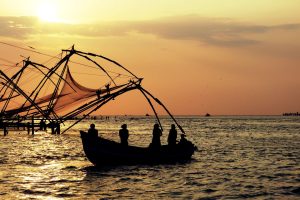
top-left (0, 116), bottom-right (299, 199)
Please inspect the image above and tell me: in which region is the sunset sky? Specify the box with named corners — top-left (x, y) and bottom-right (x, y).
top-left (0, 0), bottom-right (300, 115)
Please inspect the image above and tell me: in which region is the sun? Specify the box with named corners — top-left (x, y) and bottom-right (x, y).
top-left (37, 2), bottom-right (59, 22)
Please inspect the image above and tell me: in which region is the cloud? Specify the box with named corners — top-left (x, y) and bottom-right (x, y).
top-left (1, 15), bottom-right (300, 47)
top-left (129, 15), bottom-right (300, 46)
top-left (0, 16), bottom-right (38, 39)
top-left (131, 16), bottom-right (262, 46)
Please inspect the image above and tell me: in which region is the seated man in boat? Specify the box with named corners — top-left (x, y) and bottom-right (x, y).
top-left (168, 124), bottom-right (177, 147)
top-left (178, 134), bottom-right (187, 144)
top-left (150, 123), bottom-right (162, 148)
top-left (88, 123), bottom-right (98, 138)
top-left (178, 134), bottom-right (198, 151)
top-left (178, 134), bottom-right (193, 147)
top-left (119, 124), bottom-right (129, 146)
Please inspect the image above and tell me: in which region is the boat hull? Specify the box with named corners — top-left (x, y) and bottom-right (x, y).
top-left (80, 131), bottom-right (197, 166)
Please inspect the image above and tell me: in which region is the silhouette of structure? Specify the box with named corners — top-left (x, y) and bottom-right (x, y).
top-left (0, 44), bottom-right (188, 146)
top-left (0, 42), bottom-right (198, 164)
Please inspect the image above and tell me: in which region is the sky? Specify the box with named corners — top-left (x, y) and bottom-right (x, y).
top-left (0, 0), bottom-right (300, 115)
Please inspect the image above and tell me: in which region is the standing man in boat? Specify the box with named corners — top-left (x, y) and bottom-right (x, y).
top-left (96, 89), bottom-right (101, 99)
top-left (151, 123), bottom-right (162, 148)
top-left (88, 123), bottom-right (98, 138)
top-left (105, 83), bottom-right (110, 96)
top-left (168, 124), bottom-right (177, 147)
top-left (119, 124), bottom-right (129, 146)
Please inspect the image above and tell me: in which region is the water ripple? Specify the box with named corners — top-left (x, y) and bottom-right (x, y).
top-left (0, 116), bottom-right (299, 199)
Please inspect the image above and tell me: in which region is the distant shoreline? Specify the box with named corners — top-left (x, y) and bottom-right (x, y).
top-left (282, 112), bottom-right (300, 116)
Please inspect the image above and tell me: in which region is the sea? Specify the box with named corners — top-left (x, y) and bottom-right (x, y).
top-left (0, 116), bottom-right (299, 200)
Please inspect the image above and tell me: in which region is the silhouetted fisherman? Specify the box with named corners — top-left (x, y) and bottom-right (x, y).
top-left (105, 83), bottom-right (110, 95)
top-left (119, 124), bottom-right (129, 146)
top-left (96, 89), bottom-right (101, 99)
top-left (88, 123), bottom-right (98, 138)
top-left (27, 122), bottom-right (30, 134)
top-left (178, 134), bottom-right (189, 146)
top-left (150, 123), bottom-right (162, 148)
top-left (55, 122), bottom-right (60, 134)
top-left (39, 119), bottom-right (47, 131)
top-left (3, 122), bottom-right (8, 136)
top-left (16, 115), bottom-right (20, 130)
top-left (168, 124), bottom-right (177, 147)
top-left (48, 121), bottom-right (55, 134)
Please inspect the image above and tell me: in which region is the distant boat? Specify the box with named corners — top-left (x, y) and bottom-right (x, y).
top-left (80, 131), bottom-right (197, 166)
top-left (205, 113), bottom-right (211, 117)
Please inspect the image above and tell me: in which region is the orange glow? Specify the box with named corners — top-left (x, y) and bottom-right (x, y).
top-left (0, 1), bottom-right (300, 115)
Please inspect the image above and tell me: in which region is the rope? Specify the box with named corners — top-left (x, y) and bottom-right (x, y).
top-left (0, 41), bottom-right (134, 78)
top-left (0, 41), bottom-right (54, 58)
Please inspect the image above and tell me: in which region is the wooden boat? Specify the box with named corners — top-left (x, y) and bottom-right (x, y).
top-left (80, 131), bottom-right (197, 166)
